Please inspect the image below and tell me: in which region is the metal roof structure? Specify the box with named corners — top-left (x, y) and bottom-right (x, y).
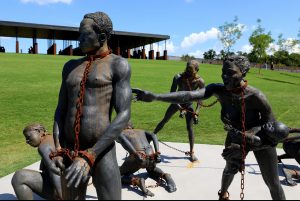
top-left (0, 20), bottom-right (170, 51)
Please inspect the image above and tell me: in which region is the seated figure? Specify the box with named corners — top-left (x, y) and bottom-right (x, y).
top-left (117, 121), bottom-right (177, 197)
top-left (11, 124), bottom-right (62, 200)
top-left (278, 129), bottom-right (300, 186)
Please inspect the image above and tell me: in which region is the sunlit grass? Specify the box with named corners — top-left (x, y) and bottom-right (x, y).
top-left (0, 53), bottom-right (299, 177)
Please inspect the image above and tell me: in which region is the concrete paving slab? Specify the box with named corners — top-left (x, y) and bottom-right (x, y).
top-left (0, 142), bottom-right (299, 200)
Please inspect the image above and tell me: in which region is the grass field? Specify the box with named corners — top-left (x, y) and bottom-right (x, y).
top-left (0, 53), bottom-right (300, 177)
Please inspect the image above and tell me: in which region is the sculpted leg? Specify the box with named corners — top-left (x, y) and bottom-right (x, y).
top-left (220, 137), bottom-right (243, 200)
top-left (11, 170), bottom-right (55, 200)
top-left (119, 156), bottom-right (155, 196)
top-left (254, 147), bottom-right (286, 200)
top-left (153, 104), bottom-right (178, 134)
top-left (185, 111), bottom-right (198, 162)
top-left (219, 163), bottom-right (237, 200)
top-left (147, 166), bottom-right (177, 193)
top-left (119, 155), bottom-right (141, 176)
top-left (61, 171), bottom-right (88, 200)
top-left (93, 144), bottom-right (121, 200)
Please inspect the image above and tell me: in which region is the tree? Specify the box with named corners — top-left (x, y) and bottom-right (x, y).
top-left (218, 16), bottom-right (245, 56)
top-left (181, 54), bottom-right (195, 62)
top-left (236, 51), bottom-right (248, 57)
top-left (273, 50), bottom-right (289, 66)
top-left (249, 19), bottom-right (274, 64)
top-left (203, 49), bottom-right (217, 60)
top-left (289, 53), bottom-right (300, 67)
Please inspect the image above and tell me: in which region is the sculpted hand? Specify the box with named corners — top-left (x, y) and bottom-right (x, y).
top-left (65, 157), bottom-right (91, 188)
top-left (132, 88), bottom-right (155, 102)
top-left (155, 153), bottom-right (162, 163)
top-left (51, 156), bottom-right (65, 175)
top-left (134, 152), bottom-right (145, 164)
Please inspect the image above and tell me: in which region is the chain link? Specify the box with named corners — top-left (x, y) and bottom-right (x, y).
top-left (240, 89), bottom-right (247, 200)
top-left (158, 140), bottom-right (190, 155)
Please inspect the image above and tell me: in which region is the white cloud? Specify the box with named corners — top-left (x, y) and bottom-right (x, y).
top-left (284, 38), bottom-right (300, 53)
top-left (267, 43), bottom-right (279, 54)
top-left (188, 50), bottom-right (204, 58)
top-left (267, 39), bottom-right (300, 54)
top-left (181, 28), bottom-right (219, 48)
top-left (241, 44), bottom-right (253, 53)
top-left (20, 0), bottom-right (73, 5)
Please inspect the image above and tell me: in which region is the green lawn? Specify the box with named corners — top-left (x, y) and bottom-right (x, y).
top-left (0, 53), bottom-right (300, 177)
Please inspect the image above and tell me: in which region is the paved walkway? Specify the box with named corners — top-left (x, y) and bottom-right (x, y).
top-left (0, 142), bottom-right (299, 200)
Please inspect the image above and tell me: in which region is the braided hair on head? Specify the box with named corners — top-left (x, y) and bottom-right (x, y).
top-left (84, 12), bottom-right (113, 40)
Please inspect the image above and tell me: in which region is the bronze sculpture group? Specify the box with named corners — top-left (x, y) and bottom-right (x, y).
top-left (11, 11), bottom-right (299, 201)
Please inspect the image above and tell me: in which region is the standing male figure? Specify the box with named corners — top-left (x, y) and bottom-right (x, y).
top-left (50, 12), bottom-right (131, 200)
top-left (153, 60), bottom-right (205, 161)
top-left (133, 56), bottom-right (288, 200)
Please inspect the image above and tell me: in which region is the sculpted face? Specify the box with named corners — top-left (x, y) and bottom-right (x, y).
top-left (185, 61), bottom-right (199, 78)
top-left (24, 129), bottom-right (41, 147)
top-left (222, 61), bottom-right (243, 90)
top-left (79, 18), bottom-right (101, 54)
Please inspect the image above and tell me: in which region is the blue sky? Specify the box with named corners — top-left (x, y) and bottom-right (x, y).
top-left (0, 0), bottom-right (299, 57)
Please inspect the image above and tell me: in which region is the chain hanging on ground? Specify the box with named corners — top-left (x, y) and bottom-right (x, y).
top-left (158, 140), bottom-right (192, 156)
top-left (240, 87), bottom-right (247, 201)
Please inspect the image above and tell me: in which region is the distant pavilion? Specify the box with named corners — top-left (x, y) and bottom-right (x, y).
top-left (0, 21), bottom-right (170, 60)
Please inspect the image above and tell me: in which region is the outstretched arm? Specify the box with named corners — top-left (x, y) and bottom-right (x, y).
top-left (132, 84), bottom-right (216, 104)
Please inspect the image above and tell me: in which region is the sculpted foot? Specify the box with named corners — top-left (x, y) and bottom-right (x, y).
top-left (164, 174), bottom-right (177, 193)
top-left (138, 178), bottom-right (155, 197)
top-left (190, 154), bottom-right (198, 162)
top-left (218, 190), bottom-right (230, 200)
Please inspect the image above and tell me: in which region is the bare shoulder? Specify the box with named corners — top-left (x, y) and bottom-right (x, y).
top-left (62, 57), bottom-right (86, 77)
top-left (247, 85), bottom-right (268, 101)
top-left (38, 135), bottom-right (55, 151)
top-left (110, 54), bottom-right (131, 78)
top-left (196, 77), bottom-right (205, 85)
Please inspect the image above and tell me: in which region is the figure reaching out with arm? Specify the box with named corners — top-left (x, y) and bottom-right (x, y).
top-left (133, 56), bottom-right (288, 200)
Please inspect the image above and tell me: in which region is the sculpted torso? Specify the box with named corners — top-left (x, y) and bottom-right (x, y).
top-left (122, 129), bottom-right (153, 154)
top-left (176, 74), bottom-right (204, 92)
top-left (212, 84), bottom-right (270, 130)
top-left (63, 54), bottom-right (118, 149)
